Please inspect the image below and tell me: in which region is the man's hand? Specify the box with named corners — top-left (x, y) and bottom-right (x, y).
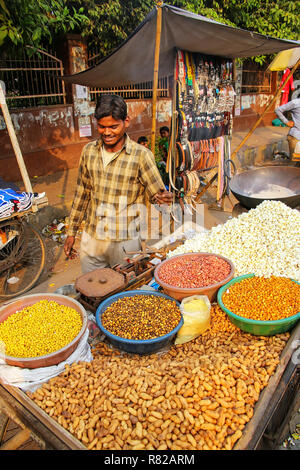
top-left (64, 235), bottom-right (75, 258)
top-left (287, 120), bottom-right (295, 128)
top-left (153, 189), bottom-right (173, 205)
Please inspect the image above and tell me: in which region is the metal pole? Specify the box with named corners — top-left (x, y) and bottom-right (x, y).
top-left (150, 1), bottom-right (163, 154)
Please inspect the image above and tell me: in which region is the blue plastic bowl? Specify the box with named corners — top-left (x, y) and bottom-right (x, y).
top-left (95, 290), bottom-right (183, 354)
top-left (217, 274), bottom-right (300, 336)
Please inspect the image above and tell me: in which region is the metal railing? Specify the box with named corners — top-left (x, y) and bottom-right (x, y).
top-left (242, 69), bottom-right (272, 94)
top-left (0, 48), bottom-right (66, 109)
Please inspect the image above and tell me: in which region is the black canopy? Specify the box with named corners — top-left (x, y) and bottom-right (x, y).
top-left (62, 4), bottom-right (300, 88)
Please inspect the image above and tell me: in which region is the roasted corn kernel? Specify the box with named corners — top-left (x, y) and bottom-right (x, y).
top-left (102, 295), bottom-right (181, 340)
top-left (222, 276), bottom-right (300, 321)
top-left (0, 300), bottom-right (82, 358)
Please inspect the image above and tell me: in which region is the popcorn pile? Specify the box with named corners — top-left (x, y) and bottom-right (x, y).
top-left (168, 201), bottom-right (300, 282)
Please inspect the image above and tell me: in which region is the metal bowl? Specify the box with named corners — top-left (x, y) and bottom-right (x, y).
top-left (54, 284), bottom-right (81, 300)
top-left (229, 166), bottom-right (300, 209)
top-left (0, 293), bottom-right (88, 368)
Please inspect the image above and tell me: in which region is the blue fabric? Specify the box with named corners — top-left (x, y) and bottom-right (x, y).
top-left (0, 188), bottom-right (34, 218)
top-left (148, 277), bottom-right (160, 290)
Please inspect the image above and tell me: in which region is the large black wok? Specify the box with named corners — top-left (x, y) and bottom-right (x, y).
top-left (229, 166), bottom-right (300, 209)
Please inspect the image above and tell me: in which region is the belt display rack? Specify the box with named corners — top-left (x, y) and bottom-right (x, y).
top-left (167, 49), bottom-right (236, 209)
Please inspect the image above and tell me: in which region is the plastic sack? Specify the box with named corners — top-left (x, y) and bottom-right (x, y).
top-left (175, 295), bottom-right (211, 345)
top-left (0, 328), bottom-right (93, 392)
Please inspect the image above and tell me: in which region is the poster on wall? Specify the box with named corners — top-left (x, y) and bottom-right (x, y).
top-left (78, 116), bottom-right (92, 137)
top-left (76, 85), bottom-right (88, 99)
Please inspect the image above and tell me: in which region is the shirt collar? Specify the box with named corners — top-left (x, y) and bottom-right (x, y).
top-left (97, 133), bottom-right (133, 155)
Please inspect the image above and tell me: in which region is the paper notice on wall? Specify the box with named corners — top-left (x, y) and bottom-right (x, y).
top-left (241, 95), bottom-right (251, 110)
top-left (76, 85), bottom-right (88, 99)
top-left (78, 116), bottom-right (92, 137)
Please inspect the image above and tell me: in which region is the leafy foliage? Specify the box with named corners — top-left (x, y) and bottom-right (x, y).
top-left (0, 0), bottom-right (299, 61)
top-left (172, 0), bottom-right (299, 41)
top-left (173, 0), bottom-right (300, 63)
top-left (0, 0), bottom-right (89, 55)
top-left (71, 0), bottom-right (155, 57)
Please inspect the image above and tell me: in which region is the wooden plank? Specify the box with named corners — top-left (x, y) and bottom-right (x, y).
top-left (1, 428), bottom-right (31, 450)
top-left (150, 1), bottom-right (163, 152)
top-left (0, 383), bottom-right (86, 450)
top-left (235, 321), bottom-right (300, 449)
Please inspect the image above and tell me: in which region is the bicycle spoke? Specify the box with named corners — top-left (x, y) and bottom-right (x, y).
top-left (0, 221), bottom-right (45, 299)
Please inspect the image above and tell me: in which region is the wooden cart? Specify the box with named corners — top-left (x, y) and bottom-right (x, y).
top-left (0, 319), bottom-right (299, 450)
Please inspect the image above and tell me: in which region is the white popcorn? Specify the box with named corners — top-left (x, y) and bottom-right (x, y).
top-left (168, 200), bottom-right (300, 281)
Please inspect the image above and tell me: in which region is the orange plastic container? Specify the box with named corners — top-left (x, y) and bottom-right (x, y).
top-left (0, 293), bottom-right (88, 369)
top-left (154, 252), bottom-right (235, 302)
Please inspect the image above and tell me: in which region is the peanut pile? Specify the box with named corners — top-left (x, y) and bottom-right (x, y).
top-left (27, 305), bottom-right (289, 450)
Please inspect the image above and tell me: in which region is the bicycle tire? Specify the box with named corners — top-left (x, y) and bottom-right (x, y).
top-left (0, 222), bottom-right (46, 299)
top-left (0, 219), bottom-right (28, 273)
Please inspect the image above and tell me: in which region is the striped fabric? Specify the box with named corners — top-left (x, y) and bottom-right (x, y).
top-left (67, 135), bottom-right (165, 241)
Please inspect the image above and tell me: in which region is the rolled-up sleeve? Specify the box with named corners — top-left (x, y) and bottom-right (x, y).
top-left (138, 149), bottom-right (165, 201)
top-left (275, 101), bottom-right (294, 125)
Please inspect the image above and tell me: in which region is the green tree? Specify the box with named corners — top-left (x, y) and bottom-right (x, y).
top-left (0, 1), bottom-right (299, 61)
top-left (173, 0), bottom-right (299, 63)
top-left (0, 0), bottom-right (89, 55)
top-left (173, 0), bottom-right (299, 40)
top-left (77, 0), bottom-right (299, 62)
top-left (70, 0), bottom-right (155, 58)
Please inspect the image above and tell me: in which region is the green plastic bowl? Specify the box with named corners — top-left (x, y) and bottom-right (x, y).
top-left (217, 273), bottom-right (300, 336)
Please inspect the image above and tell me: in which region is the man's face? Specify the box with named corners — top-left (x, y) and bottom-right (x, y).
top-left (160, 129), bottom-right (169, 139)
top-left (97, 115), bottom-right (130, 149)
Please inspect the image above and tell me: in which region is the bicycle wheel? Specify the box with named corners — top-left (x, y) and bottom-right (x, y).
top-left (0, 219), bottom-right (27, 273)
top-left (0, 222), bottom-right (46, 299)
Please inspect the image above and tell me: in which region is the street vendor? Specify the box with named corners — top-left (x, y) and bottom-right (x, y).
top-left (64, 94), bottom-right (172, 273)
top-left (275, 98), bottom-right (300, 162)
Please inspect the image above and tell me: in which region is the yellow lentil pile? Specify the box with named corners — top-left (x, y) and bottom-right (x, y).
top-left (27, 305), bottom-right (289, 450)
top-left (222, 276), bottom-right (300, 321)
top-left (0, 300), bottom-right (82, 358)
top-left (101, 295), bottom-right (181, 340)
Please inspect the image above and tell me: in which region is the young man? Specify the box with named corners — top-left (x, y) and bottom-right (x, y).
top-left (275, 98), bottom-right (300, 161)
top-left (64, 94), bottom-right (172, 273)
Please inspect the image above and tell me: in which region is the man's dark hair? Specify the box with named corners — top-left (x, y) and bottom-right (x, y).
top-left (94, 94), bottom-right (127, 121)
top-left (137, 136), bottom-right (148, 144)
top-left (160, 126), bottom-right (169, 133)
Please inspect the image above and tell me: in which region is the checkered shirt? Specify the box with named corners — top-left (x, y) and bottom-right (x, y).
top-left (67, 135), bottom-right (165, 241)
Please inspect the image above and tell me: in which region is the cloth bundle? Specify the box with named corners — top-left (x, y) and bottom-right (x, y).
top-left (0, 188), bottom-right (34, 219)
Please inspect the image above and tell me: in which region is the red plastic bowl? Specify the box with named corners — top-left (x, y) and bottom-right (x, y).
top-left (0, 293), bottom-right (88, 369)
top-left (154, 252), bottom-right (235, 302)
